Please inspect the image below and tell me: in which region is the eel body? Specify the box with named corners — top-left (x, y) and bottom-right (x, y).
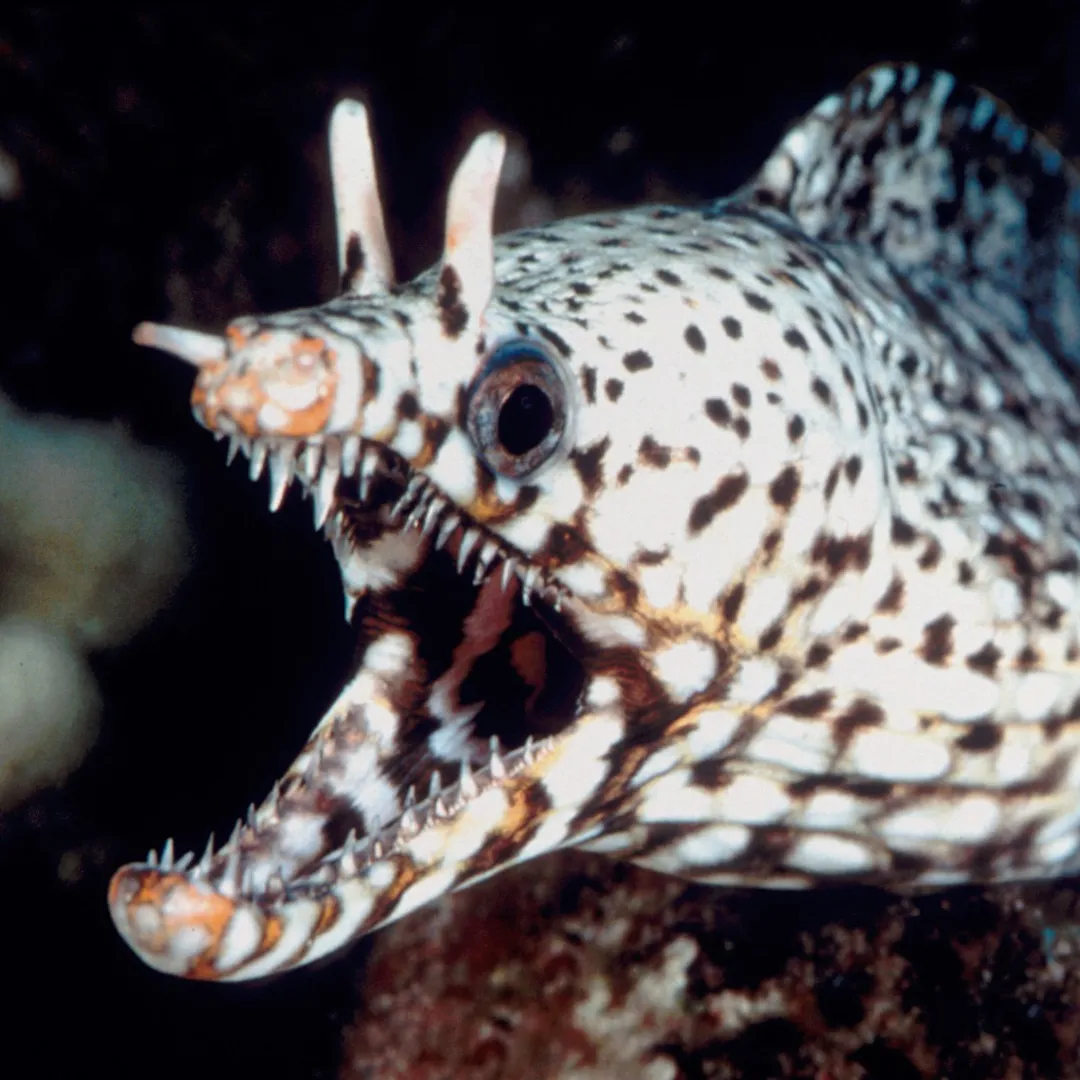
top-left (110, 65), bottom-right (1080, 981)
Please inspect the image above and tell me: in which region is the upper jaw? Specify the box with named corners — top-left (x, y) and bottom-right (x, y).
top-left (220, 428), bottom-right (397, 526)
top-left (217, 426), bottom-right (571, 611)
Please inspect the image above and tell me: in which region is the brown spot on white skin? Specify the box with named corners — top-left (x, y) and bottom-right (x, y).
top-left (688, 472), bottom-right (749, 534)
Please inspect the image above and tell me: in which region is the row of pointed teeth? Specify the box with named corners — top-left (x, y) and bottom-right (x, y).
top-left (141, 734), bottom-right (553, 899)
top-left (221, 431), bottom-right (381, 528)
top-left (388, 473), bottom-right (563, 609)
top-left (312, 732), bottom-right (553, 883)
top-left (223, 431), bottom-right (566, 610)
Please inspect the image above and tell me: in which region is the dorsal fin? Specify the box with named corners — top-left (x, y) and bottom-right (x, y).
top-left (744, 64), bottom-right (1080, 365)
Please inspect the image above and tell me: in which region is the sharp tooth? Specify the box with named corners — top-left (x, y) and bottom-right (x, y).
top-left (160, 837), bottom-right (175, 871)
top-left (435, 513), bottom-right (460, 551)
top-left (404, 785), bottom-right (417, 809)
top-left (344, 592), bottom-right (359, 623)
top-left (194, 833), bottom-right (215, 878)
top-left (473, 540), bottom-right (499, 586)
top-left (145, 848), bottom-right (158, 869)
top-left (522, 736), bottom-right (535, 766)
top-left (500, 558), bottom-right (517, 591)
top-left (268, 443), bottom-right (297, 511)
top-left (246, 803), bottom-right (258, 829)
top-left (299, 442), bottom-right (322, 484)
top-left (392, 474), bottom-right (426, 521)
top-left (456, 528), bottom-right (480, 574)
top-left (398, 805), bottom-right (420, 837)
top-left (314, 467), bottom-right (338, 528)
top-left (265, 781), bottom-right (282, 820)
top-left (489, 736), bottom-right (507, 780)
top-left (226, 435), bottom-right (242, 466)
top-left (420, 496), bottom-right (445, 539)
top-left (339, 829), bottom-right (360, 876)
top-left (359, 447), bottom-right (380, 501)
top-left (312, 440), bottom-right (343, 528)
top-left (342, 436), bottom-right (361, 477)
top-left (213, 428), bottom-right (227, 442)
top-left (428, 770), bottom-right (442, 799)
top-left (174, 850), bottom-right (195, 872)
top-left (459, 758), bottom-right (479, 800)
top-left (403, 493), bottom-right (430, 533)
top-left (248, 440), bottom-right (269, 481)
top-left (521, 565), bottom-right (541, 606)
top-left (219, 845), bottom-right (241, 899)
top-left (433, 794), bottom-right (452, 819)
top-left (371, 835), bottom-right (385, 860)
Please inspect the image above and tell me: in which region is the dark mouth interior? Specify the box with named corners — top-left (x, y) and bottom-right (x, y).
top-left (333, 457), bottom-right (586, 810)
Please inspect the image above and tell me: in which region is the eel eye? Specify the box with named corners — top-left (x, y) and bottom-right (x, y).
top-left (466, 339), bottom-right (568, 479)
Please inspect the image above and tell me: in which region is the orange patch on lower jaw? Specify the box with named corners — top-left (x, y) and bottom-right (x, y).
top-left (258, 911), bottom-right (284, 956)
top-left (108, 867), bottom-right (238, 975)
top-left (312, 894), bottom-right (341, 938)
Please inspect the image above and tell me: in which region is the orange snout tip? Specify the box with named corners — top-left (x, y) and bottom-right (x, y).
top-left (108, 865), bottom-right (239, 979)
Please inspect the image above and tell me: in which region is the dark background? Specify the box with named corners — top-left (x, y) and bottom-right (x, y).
top-left (1, 5), bottom-right (1077, 1077)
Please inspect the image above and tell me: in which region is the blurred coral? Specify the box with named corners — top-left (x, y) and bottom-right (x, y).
top-left (0, 617), bottom-right (100, 810)
top-left (0, 391), bottom-right (189, 808)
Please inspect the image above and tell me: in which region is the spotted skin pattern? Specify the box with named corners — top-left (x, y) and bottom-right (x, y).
top-left (110, 66), bottom-right (1080, 981)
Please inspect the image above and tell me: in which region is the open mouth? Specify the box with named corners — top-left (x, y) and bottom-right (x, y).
top-left (109, 427), bottom-right (587, 976)
top-left (109, 98), bottom-right (603, 979)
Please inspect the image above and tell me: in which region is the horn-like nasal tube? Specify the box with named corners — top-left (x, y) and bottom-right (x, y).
top-left (330, 99), bottom-right (395, 295)
top-left (132, 322), bottom-right (227, 367)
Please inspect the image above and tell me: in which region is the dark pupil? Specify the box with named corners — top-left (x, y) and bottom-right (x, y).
top-left (497, 383), bottom-right (554, 456)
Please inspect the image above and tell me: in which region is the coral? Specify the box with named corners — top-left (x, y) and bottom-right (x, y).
top-left (0, 391), bottom-right (189, 808)
top-left (0, 617), bottom-right (99, 811)
top-left (342, 852), bottom-right (1080, 1079)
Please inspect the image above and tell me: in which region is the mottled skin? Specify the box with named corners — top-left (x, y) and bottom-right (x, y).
top-left (110, 66), bottom-right (1080, 981)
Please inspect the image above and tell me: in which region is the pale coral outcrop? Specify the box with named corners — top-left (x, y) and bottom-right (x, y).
top-left (0, 392), bottom-right (189, 808)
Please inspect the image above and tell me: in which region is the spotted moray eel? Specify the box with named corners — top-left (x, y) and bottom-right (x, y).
top-left (110, 64), bottom-right (1080, 981)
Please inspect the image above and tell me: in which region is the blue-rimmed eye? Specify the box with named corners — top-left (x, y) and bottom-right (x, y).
top-left (466, 338), bottom-right (568, 479)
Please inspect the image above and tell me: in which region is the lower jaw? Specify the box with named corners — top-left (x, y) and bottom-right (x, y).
top-left (107, 715), bottom-right (561, 980)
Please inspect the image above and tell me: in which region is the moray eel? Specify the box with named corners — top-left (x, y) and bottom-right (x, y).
top-left (110, 65), bottom-right (1080, 980)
